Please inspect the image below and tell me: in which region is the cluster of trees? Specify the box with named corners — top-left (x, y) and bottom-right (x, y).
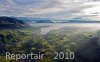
top-left (0, 29), bottom-right (54, 62)
top-left (0, 27), bottom-right (100, 62)
top-left (45, 28), bottom-right (100, 62)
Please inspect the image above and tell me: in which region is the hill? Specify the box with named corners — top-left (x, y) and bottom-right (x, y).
top-left (0, 16), bottom-right (29, 29)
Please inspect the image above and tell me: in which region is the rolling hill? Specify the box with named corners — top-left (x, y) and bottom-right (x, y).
top-left (0, 16), bottom-right (29, 29)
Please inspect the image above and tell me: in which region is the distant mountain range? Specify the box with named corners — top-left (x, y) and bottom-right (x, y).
top-left (60, 20), bottom-right (100, 23)
top-left (15, 17), bottom-right (53, 23)
top-left (15, 17), bottom-right (100, 23)
top-left (0, 16), bottom-right (100, 25)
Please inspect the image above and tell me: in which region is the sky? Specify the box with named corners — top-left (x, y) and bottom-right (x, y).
top-left (0, 0), bottom-right (100, 20)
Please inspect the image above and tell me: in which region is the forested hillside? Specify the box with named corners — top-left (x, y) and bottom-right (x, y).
top-left (0, 17), bottom-right (100, 62)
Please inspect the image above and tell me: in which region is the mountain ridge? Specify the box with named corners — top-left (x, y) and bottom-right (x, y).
top-left (0, 16), bottom-right (29, 29)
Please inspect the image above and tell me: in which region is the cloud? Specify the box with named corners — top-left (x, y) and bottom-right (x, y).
top-left (0, 0), bottom-right (100, 20)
